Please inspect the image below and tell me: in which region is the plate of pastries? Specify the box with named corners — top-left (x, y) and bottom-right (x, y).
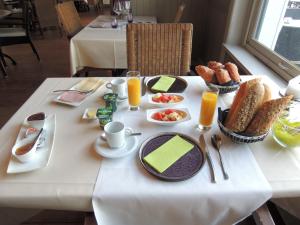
top-left (196, 61), bottom-right (241, 94)
top-left (218, 78), bottom-right (293, 143)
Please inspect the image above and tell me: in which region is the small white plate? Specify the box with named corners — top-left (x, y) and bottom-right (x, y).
top-left (146, 108), bottom-right (191, 126)
top-left (148, 93), bottom-right (184, 107)
top-left (7, 114), bottom-right (56, 174)
top-left (94, 135), bottom-right (138, 159)
top-left (82, 108), bottom-right (98, 120)
top-left (54, 92), bottom-right (89, 107)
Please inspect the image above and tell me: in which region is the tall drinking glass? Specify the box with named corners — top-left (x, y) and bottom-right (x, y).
top-left (198, 87), bottom-right (219, 130)
top-left (127, 71), bottom-right (141, 111)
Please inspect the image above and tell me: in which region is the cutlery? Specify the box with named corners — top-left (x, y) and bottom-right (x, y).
top-left (199, 134), bottom-right (216, 183)
top-left (52, 89), bottom-right (94, 94)
top-left (101, 132), bottom-right (142, 141)
top-left (211, 134), bottom-right (229, 180)
top-left (142, 77), bottom-right (147, 96)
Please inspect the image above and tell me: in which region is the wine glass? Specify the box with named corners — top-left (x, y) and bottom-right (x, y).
top-left (113, 0), bottom-right (123, 18)
top-left (123, 0), bottom-right (131, 15)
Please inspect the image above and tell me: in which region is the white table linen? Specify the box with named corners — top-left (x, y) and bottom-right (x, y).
top-left (0, 76), bottom-right (299, 215)
top-left (70, 16), bottom-right (157, 75)
top-left (92, 76), bottom-right (272, 225)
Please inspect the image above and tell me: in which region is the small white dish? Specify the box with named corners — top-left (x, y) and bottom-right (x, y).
top-left (146, 108), bottom-right (191, 126)
top-left (148, 93), bottom-right (184, 107)
top-left (94, 135), bottom-right (138, 159)
top-left (82, 108), bottom-right (98, 120)
top-left (12, 133), bottom-right (40, 163)
top-left (7, 114), bottom-right (56, 174)
top-left (279, 88), bottom-right (300, 102)
top-left (24, 112), bottom-right (46, 129)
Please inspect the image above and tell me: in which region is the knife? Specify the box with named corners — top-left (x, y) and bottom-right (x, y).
top-left (141, 77), bottom-right (146, 96)
top-left (199, 134), bottom-right (216, 183)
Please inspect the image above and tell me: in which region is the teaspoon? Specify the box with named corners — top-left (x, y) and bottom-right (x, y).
top-left (211, 134), bottom-right (229, 180)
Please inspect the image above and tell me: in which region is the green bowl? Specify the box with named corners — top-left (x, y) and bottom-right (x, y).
top-left (272, 117), bottom-right (300, 148)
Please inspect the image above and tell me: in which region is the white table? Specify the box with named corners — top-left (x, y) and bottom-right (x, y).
top-left (70, 15), bottom-right (157, 75)
top-left (0, 76), bottom-right (300, 213)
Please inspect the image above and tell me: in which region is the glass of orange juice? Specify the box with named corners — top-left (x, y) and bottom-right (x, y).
top-left (198, 87), bottom-right (219, 130)
top-left (127, 71), bottom-right (141, 111)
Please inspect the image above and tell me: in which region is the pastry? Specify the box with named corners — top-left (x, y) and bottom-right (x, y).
top-left (215, 69), bottom-right (231, 85)
top-left (208, 61), bottom-right (223, 71)
top-left (195, 65), bottom-right (215, 83)
top-left (224, 78), bottom-right (265, 132)
top-left (262, 83), bottom-right (272, 103)
top-left (245, 95), bottom-right (293, 135)
top-left (225, 62), bottom-right (240, 83)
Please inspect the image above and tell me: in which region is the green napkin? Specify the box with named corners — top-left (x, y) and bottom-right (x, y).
top-left (151, 76), bottom-right (176, 92)
top-left (143, 135), bottom-right (194, 173)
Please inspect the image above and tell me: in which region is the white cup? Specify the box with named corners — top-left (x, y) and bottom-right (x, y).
top-left (104, 121), bottom-right (132, 149)
top-left (106, 79), bottom-right (126, 98)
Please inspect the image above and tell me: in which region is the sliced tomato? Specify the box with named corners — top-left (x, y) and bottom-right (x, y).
top-left (153, 112), bottom-right (163, 121)
top-left (164, 109), bottom-right (175, 115)
top-left (152, 97), bottom-right (159, 103)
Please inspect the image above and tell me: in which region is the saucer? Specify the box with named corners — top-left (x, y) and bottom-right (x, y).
top-left (117, 96), bottom-right (128, 103)
top-left (94, 135), bottom-right (138, 159)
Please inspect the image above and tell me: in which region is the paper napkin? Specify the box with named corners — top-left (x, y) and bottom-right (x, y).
top-left (143, 135), bottom-right (194, 173)
top-left (151, 76), bottom-right (176, 92)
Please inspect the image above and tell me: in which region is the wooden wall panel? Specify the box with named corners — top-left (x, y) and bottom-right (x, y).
top-left (130, 0), bottom-right (231, 65)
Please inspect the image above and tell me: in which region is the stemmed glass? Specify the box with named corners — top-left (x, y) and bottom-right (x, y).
top-left (113, 0), bottom-right (124, 18)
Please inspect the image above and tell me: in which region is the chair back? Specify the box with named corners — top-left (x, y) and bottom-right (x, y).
top-left (55, 1), bottom-right (82, 38)
top-left (127, 23), bottom-right (193, 76)
top-left (174, 2), bottom-right (186, 23)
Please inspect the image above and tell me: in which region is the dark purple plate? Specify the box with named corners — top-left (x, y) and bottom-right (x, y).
top-left (146, 75), bottom-right (188, 93)
top-left (139, 132), bottom-right (205, 181)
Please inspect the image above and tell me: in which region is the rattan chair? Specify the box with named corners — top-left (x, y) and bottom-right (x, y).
top-left (55, 1), bottom-right (83, 38)
top-left (174, 2), bottom-right (186, 23)
top-left (126, 23), bottom-right (193, 76)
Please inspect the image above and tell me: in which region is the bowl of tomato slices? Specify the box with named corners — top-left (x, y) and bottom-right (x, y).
top-left (146, 108), bottom-right (191, 126)
top-left (148, 93), bottom-right (184, 107)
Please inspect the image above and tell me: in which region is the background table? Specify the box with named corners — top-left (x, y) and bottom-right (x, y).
top-left (0, 76), bottom-right (299, 215)
top-left (70, 15), bottom-right (156, 75)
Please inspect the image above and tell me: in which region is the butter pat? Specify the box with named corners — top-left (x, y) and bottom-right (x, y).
top-left (286, 75), bottom-right (300, 99)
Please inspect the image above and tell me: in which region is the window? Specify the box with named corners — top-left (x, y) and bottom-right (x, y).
top-left (245, 0), bottom-right (300, 80)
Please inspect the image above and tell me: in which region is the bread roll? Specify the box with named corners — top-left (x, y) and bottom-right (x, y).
top-left (208, 61), bottom-right (223, 71)
top-left (225, 62), bottom-right (240, 83)
top-left (245, 95), bottom-right (293, 135)
top-left (195, 65), bottom-right (215, 83)
top-left (262, 83), bottom-right (272, 103)
top-left (224, 78), bottom-right (265, 132)
top-left (215, 69), bottom-right (231, 85)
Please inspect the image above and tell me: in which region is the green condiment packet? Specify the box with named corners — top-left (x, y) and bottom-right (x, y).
top-left (151, 76), bottom-right (176, 92)
top-left (143, 135), bottom-right (194, 173)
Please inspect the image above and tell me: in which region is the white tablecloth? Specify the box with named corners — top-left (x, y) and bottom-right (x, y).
top-left (70, 16), bottom-right (157, 75)
top-left (92, 76), bottom-right (272, 225)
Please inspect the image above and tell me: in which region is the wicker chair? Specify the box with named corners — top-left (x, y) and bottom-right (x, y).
top-left (55, 1), bottom-right (83, 39)
top-left (174, 2), bottom-right (186, 23)
top-left (126, 23), bottom-right (193, 76)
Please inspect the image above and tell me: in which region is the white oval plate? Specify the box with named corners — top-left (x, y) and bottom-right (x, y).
top-left (148, 93), bottom-right (184, 107)
top-left (146, 108), bottom-right (191, 126)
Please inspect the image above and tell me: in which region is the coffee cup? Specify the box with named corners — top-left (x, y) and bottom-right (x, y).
top-left (104, 121), bottom-right (132, 148)
top-left (106, 79), bottom-right (126, 98)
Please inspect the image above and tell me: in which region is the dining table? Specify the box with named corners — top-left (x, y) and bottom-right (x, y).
top-left (0, 75), bottom-right (300, 224)
top-left (70, 15), bottom-right (157, 76)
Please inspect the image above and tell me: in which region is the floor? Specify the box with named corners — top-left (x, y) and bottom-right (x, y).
top-left (1, 5), bottom-right (300, 225)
